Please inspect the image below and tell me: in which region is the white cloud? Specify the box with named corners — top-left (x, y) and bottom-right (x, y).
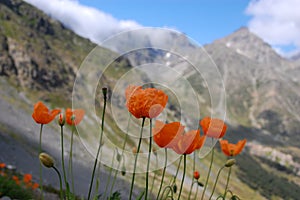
top-left (246, 0), bottom-right (300, 56)
top-left (24, 0), bottom-right (141, 44)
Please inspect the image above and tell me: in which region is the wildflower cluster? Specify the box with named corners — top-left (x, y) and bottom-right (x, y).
top-left (32, 101), bottom-right (84, 200)
top-left (0, 162), bottom-right (39, 198)
top-left (124, 85), bottom-right (247, 200)
top-left (29, 84), bottom-right (246, 200)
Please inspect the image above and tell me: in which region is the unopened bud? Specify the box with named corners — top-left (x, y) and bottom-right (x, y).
top-left (116, 152), bottom-right (121, 162)
top-left (173, 184), bottom-right (177, 193)
top-left (121, 165), bottom-right (126, 176)
top-left (231, 195), bottom-right (239, 200)
top-left (58, 113), bottom-right (65, 126)
top-left (197, 181), bottom-right (204, 187)
top-left (193, 171), bottom-right (200, 180)
top-left (102, 88), bottom-right (108, 100)
top-left (225, 159), bottom-right (236, 167)
top-left (39, 153), bottom-right (54, 168)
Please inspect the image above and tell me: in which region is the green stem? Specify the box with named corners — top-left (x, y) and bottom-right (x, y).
top-left (193, 182), bottom-right (199, 200)
top-left (103, 149), bottom-right (116, 198)
top-left (145, 119), bottom-right (152, 200)
top-left (53, 166), bottom-right (64, 200)
top-left (156, 148), bottom-right (167, 200)
top-left (87, 95), bottom-right (107, 200)
top-left (109, 117), bottom-right (130, 197)
top-left (223, 166), bottom-right (232, 199)
top-left (68, 125), bottom-right (75, 193)
top-left (150, 153), bottom-right (158, 194)
top-left (60, 126), bottom-right (69, 199)
top-left (39, 124), bottom-right (44, 200)
top-left (165, 155), bottom-right (183, 197)
top-left (188, 152), bottom-right (196, 200)
top-left (178, 154), bottom-right (186, 200)
top-left (161, 186), bottom-right (174, 200)
top-left (209, 166), bottom-right (225, 200)
top-left (174, 156), bottom-right (183, 183)
top-left (129, 117), bottom-right (146, 200)
top-left (201, 138), bottom-right (215, 200)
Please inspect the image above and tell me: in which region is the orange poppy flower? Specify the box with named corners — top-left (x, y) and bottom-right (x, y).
top-left (171, 130), bottom-right (206, 155)
top-left (194, 171), bottom-right (200, 180)
top-left (12, 175), bottom-right (20, 185)
top-left (65, 108), bottom-right (85, 125)
top-left (32, 102), bottom-right (61, 124)
top-left (219, 139), bottom-right (247, 156)
top-left (0, 163), bottom-right (6, 168)
top-left (23, 174), bottom-right (32, 183)
top-left (153, 120), bottom-right (185, 148)
top-left (200, 117), bottom-right (227, 138)
top-left (125, 85), bottom-right (168, 119)
top-left (32, 182), bottom-right (39, 190)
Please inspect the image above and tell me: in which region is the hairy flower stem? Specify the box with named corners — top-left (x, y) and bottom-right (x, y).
top-left (39, 124), bottom-right (44, 200)
top-left (109, 118), bottom-right (130, 197)
top-left (223, 166), bottom-right (232, 199)
top-left (201, 139), bottom-right (215, 200)
top-left (53, 166), bottom-right (63, 200)
top-left (129, 117), bottom-right (146, 200)
top-left (178, 154), bottom-right (186, 200)
top-left (60, 126), bottom-right (69, 199)
top-left (87, 93), bottom-right (107, 200)
top-left (68, 125), bottom-right (75, 193)
top-left (156, 148), bottom-right (167, 200)
top-left (188, 152), bottom-right (196, 200)
top-left (209, 166), bottom-right (225, 200)
top-left (145, 119), bottom-right (153, 200)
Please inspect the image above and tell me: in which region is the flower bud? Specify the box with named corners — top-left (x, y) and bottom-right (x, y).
top-left (116, 153), bottom-right (122, 162)
top-left (173, 184), bottom-right (177, 193)
top-left (39, 152), bottom-right (54, 168)
top-left (225, 158), bottom-right (236, 167)
top-left (102, 87), bottom-right (108, 100)
top-left (121, 165), bottom-right (126, 176)
top-left (231, 195), bottom-right (239, 200)
top-left (197, 181), bottom-right (204, 187)
top-left (58, 113), bottom-right (65, 126)
top-left (193, 171), bottom-right (200, 180)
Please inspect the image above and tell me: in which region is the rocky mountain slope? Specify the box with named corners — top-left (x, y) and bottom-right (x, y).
top-left (1, 0), bottom-right (300, 199)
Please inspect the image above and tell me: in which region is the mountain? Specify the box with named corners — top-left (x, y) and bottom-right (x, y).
top-left (0, 0), bottom-right (141, 199)
top-left (1, 0), bottom-right (300, 199)
top-left (212, 27), bottom-right (300, 141)
top-left (104, 27), bottom-right (300, 198)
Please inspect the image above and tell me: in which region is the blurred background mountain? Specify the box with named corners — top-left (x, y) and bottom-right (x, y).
top-left (0, 0), bottom-right (300, 199)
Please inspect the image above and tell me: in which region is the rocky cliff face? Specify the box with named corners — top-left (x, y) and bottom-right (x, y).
top-left (0, 0), bottom-right (96, 91)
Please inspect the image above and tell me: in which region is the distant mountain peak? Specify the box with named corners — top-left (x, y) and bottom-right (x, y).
top-left (214, 27), bottom-right (285, 64)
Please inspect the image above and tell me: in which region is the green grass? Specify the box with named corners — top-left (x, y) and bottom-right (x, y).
top-left (237, 154), bottom-right (300, 200)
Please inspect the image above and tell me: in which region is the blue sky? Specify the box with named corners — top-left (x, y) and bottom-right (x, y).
top-left (77, 0), bottom-right (251, 45)
top-left (25, 0), bottom-right (300, 57)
